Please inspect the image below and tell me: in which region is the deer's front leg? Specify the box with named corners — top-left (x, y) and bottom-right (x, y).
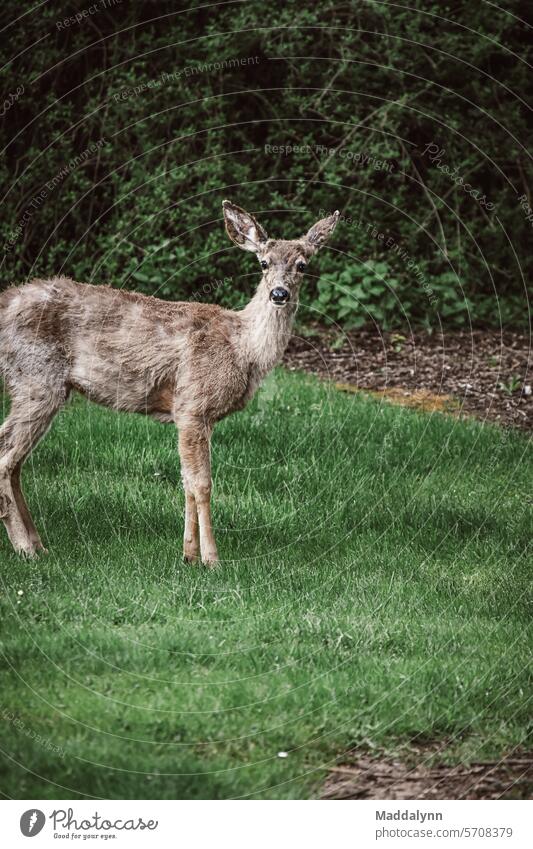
top-left (183, 491), bottom-right (199, 562)
top-left (178, 423), bottom-right (219, 566)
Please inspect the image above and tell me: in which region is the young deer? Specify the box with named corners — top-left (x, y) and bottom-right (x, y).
top-left (0, 202), bottom-right (338, 564)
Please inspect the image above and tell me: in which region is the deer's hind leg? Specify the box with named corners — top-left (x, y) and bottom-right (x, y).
top-left (0, 385), bottom-right (65, 556)
top-left (11, 461), bottom-right (46, 552)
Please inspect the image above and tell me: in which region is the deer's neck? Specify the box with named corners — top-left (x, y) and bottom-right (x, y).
top-left (239, 287), bottom-right (297, 377)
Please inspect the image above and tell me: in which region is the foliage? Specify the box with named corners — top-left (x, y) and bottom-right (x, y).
top-left (0, 1), bottom-right (531, 328)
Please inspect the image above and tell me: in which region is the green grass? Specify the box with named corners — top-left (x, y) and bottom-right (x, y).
top-left (0, 369), bottom-right (531, 799)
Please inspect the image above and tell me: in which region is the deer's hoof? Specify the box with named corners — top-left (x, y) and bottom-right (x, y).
top-left (17, 545), bottom-right (38, 560)
top-left (202, 555), bottom-right (219, 568)
top-left (183, 552), bottom-right (199, 564)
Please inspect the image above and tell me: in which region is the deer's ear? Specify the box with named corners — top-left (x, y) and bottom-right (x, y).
top-left (222, 200), bottom-right (268, 253)
top-left (304, 210), bottom-right (340, 252)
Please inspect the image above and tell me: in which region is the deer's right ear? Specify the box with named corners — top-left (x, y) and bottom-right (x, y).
top-left (222, 200), bottom-right (268, 253)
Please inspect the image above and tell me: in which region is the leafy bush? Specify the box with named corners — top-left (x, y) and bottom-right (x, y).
top-left (0, 1), bottom-right (530, 329)
top-left (308, 261), bottom-right (478, 330)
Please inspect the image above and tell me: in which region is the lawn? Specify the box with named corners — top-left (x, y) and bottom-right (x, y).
top-left (0, 369), bottom-right (531, 800)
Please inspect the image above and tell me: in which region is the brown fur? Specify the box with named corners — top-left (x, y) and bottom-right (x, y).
top-left (0, 202), bottom-right (338, 563)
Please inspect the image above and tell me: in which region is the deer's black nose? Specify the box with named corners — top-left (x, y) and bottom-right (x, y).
top-left (269, 287), bottom-right (290, 305)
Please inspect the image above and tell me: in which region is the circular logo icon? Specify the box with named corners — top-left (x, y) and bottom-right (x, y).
top-left (20, 809), bottom-right (46, 837)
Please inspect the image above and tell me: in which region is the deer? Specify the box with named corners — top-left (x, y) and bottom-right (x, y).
top-left (0, 201), bottom-right (339, 564)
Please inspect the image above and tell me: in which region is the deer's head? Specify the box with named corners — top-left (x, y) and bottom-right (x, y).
top-left (222, 201), bottom-right (339, 308)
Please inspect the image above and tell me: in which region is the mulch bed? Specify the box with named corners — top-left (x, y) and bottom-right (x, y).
top-left (321, 749), bottom-right (533, 800)
top-left (283, 327), bottom-right (532, 431)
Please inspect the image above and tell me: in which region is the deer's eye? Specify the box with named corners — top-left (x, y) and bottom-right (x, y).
top-left (296, 260), bottom-right (307, 273)
top-left (260, 260), bottom-right (269, 270)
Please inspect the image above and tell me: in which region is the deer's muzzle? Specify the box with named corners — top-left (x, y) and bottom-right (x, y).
top-left (269, 287), bottom-right (290, 305)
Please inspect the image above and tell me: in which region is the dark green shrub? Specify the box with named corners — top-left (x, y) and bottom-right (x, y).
top-left (0, 1), bottom-right (529, 328)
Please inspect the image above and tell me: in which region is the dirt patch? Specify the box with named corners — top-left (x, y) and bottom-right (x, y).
top-left (284, 327), bottom-right (532, 430)
top-left (335, 384), bottom-right (461, 415)
top-left (321, 750), bottom-right (533, 800)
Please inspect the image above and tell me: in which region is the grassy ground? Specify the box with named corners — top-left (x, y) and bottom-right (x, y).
top-left (0, 369), bottom-right (531, 799)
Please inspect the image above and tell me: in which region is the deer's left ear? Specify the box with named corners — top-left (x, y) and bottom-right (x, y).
top-left (222, 200), bottom-right (268, 253)
top-left (303, 210), bottom-right (340, 252)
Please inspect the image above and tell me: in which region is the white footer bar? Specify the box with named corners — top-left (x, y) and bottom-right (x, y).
top-left (2, 799), bottom-right (531, 848)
